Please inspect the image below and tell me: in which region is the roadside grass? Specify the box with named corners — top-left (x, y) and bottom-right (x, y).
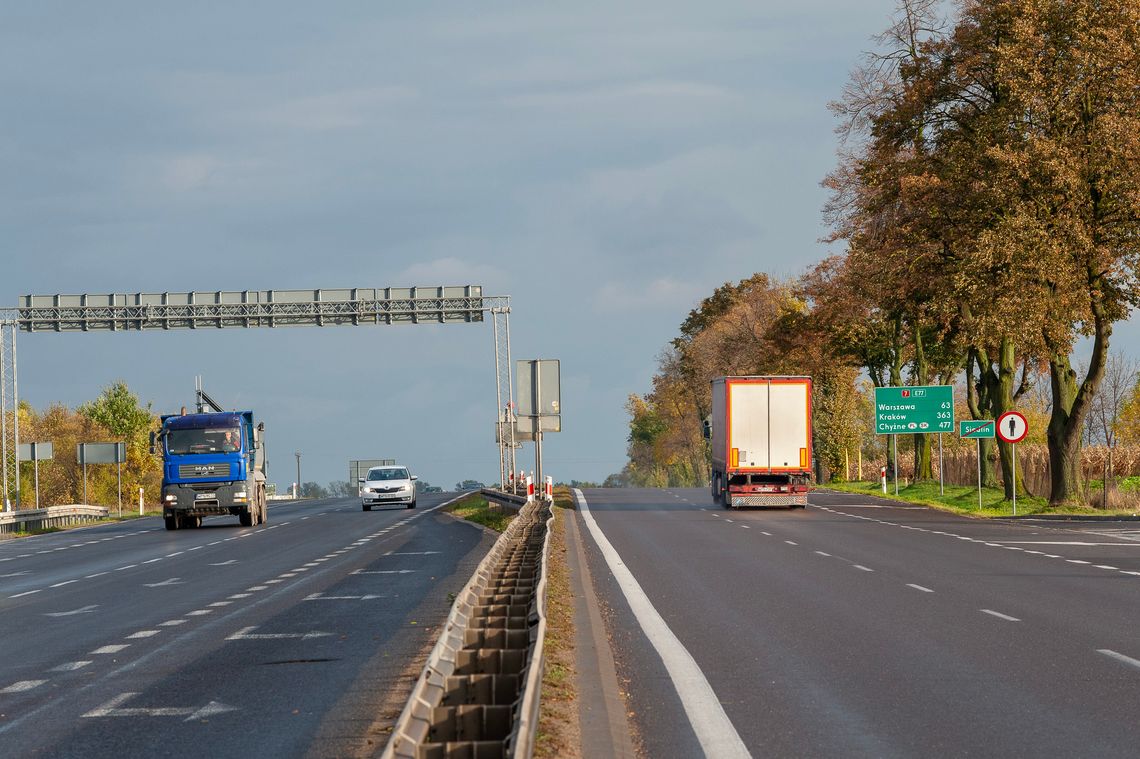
top-left (825, 480), bottom-right (1140, 517)
top-left (444, 495), bottom-right (515, 532)
top-left (535, 498), bottom-right (581, 758)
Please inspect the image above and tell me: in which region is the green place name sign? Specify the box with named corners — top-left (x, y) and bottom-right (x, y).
top-left (874, 385), bottom-right (954, 435)
top-left (959, 420), bottom-right (995, 439)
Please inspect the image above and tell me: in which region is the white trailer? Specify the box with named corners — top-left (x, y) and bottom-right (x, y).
top-left (708, 376), bottom-right (813, 508)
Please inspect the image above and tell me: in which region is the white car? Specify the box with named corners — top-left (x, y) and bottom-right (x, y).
top-left (359, 466), bottom-right (418, 511)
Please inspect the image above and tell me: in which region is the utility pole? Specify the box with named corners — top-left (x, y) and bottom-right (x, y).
top-left (295, 451), bottom-right (301, 499)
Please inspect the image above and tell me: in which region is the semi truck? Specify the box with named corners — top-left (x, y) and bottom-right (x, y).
top-left (152, 385), bottom-right (267, 530)
top-left (707, 376), bottom-right (813, 508)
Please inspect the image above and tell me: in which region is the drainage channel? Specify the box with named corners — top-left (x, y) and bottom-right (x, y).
top-left (382, 498), bottom-right (553, 759)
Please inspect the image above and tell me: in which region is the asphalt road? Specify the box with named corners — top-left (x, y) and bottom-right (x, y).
top-left (575, 487), bottom-right (1140, 758)
top-left (0, 493), bottom-right (496, 759)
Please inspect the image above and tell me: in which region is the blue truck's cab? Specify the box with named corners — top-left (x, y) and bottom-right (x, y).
top-left (156, 410), bottom-right (267, 530)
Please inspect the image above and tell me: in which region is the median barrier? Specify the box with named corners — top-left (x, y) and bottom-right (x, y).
top-left (382, 495), bottom-right (554, 759)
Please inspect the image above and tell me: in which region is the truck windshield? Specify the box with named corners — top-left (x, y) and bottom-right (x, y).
top-left (167, 427), bottom-right (242, 455)
top-left (367, 468), bottom-right (409, 481)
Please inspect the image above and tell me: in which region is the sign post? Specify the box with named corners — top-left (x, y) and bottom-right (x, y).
top-left (874, 386), bottom-right (954, 495)
top-left (996, 411), bottom-right (1029, 516)
top-left (18, 442), bottom-right (53, 509)
top-left (959, 420), bottom-right (995, 510)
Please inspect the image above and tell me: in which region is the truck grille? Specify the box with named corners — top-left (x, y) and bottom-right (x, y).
top-left (179, 463), bottom-right (232, 479)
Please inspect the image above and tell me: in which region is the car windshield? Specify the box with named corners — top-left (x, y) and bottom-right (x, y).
top-left (167, 426), bottom-right (242, 455)
top-left (367, 467), bottom-right (409, 481)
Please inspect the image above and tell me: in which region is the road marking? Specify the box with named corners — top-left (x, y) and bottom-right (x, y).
top-left (45, 605), bottom-right (99, 617)
top-left (907, 584), bottom-right (934, 593)
top-left (854, 565), bottom-right (874, 572)
top-left (51, 661), bottom-right (92, 672)
top-left (383, 551), bottom-right (441, 556)
top-left (115, 565), bottom-right (138, 571)
top-left (246, 585), bottom-right (268, 591)
top-left (1066, 560), bottom-right (1091, 565)
top-left (49, 579), bottom-right (79, 588)
top-left (265, 579), bottom-right (284, 584)
top-left (991, 541), bottom-right (1140, 546)
top-left (210, 560), bottom-right (238, 566)
top-left (1, 680), bottom-right (47, 693)
top-left (166, 552), bottom-right (184, 558)
top-left (159, 620), bottom-right (187, 627)
top-left (188, 546), bottom-right (204, 551)
top-left (144, 578), bottom-right (183, 588)
top-left (209, 601), bottom-right (233, 607)
top-left (814, 551), bottom-right (831, 557)
top-left (226, 626), bottom-right (334, 641)
top-left (85, 572), bottom-right (108, 579)
top-left (91, 644), bottom-right (130, 654)
top-left (304, 593), bottom-right (383, 601)
top-left (1098, 649), bottom-right (1140, 670)
top-left (10, 589), bottom-right (42, 598)
top-left (785, 540), bottom-right (798, 546)
top-left (228, 593), bottom-right (251, 599)
top-left (142, 558), bottom-right (163, 564)
top-left (981, 609), bottom-right (1020, 622)
top-left (761, 531), bottom-right (771, 536)
top-left (741, 525), bottom-right (750, 529)
top-left (574, 489), bottom-right (750, 759)
top-left (1095, 565), bottom-right (1119, 570)
top-left (351, 569), bottom-right (416, 575)
top-left (0, 570), bottom-right (30, 578)
top-left (83, 692), bottom-right (238, 721)
top-left (279, 573), bottom-right (297, 578)
top-left (724, 519), bottom-right (734, 523)
top-left (187, 610), bottom-right (212, 616)
top-left (127, 630), bottom-right (160, 639)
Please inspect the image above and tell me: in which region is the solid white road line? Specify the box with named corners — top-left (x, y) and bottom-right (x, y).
top-left (906, 584), bottom-right (934, 593)
top-left (574, 489), bottom-right (751, 759)
top-left (1098, 649), bottom-right (1140, 671)
top-left (981, 609), bottom-right (1020, 622)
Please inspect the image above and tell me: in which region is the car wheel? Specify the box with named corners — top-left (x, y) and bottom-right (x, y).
top-left (363, 503), bottom-right (371, 512)
top-left (406, 500), bottom-right (416, 509)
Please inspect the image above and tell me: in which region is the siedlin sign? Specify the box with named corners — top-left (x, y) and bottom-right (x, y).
top-left (874, 385), bottom-right (954, 435)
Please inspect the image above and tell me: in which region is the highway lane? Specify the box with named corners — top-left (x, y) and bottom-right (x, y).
top-left (0, 493), bottom-right (497, 758)
top-left (575, 487), bottom-right (1140, 758)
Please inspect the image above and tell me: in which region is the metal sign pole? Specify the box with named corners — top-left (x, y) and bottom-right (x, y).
top-left (1012, 442), bottom-right (1017, 517)
top-left (977, 438), bottom-right (982, 511)
top-left (117, 459), bottom-right (123, 518)
top-left (893, 435), bottom-right (898, 496)
top-left (33, 444), bottom-right (39, 509)
top-left (939, 433), bottom-right (944, 495)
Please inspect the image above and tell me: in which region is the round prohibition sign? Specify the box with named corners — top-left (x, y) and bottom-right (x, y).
top-left (997, 410), bottom-right (1028, 443)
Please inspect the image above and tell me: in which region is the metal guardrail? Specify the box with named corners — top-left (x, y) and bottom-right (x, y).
top-left (383, 497), bottom-right (554, 759)
top-left (0, 504), bottom-right (110, 534)
top-left (480, 488), bottom-right (527, 512)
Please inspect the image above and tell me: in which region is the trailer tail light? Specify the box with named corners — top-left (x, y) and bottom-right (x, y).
top-left (730, 448), bottom-right (739, 468)
top-left (799, 448), bottom-right (808, 468)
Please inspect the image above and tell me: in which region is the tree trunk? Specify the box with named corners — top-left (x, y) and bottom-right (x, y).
top-left (912, 324), bottom-right (933, 480)
top-left (884, 315), bottom-right (904, 482)
top-left (1046, 276), bottom-right (1111, 506)
top-left (966, 348), bottom-right (998, 487)
top-left (976, 337), bottom-right (1025, 500)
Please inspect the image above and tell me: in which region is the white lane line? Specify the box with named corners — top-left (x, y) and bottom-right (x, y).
top-left (741, 525), bottom-right (751, 529)
top-left (51, 661), bottom-right (92, 672)
top-left (10, 589), bottom-right (42, 598)
top-left (907, 584), bottom-right (934, 593)
top-left (188, 546), bottom-right (204, 551)
top-left (785, 541), bottom-right (798, 546)
top-left (50, 580), bottom-right (79, 588)
top-left (814, 551), bottom-right (831, 557)
top-left (187, 610), bottom-right (212, 616)
top-left (279, 573), bottom-right (297, 578)
top-left (1067, 560), bottom-right (1091, 565)
top-left (228, 593), bottom-right (251, 599)
top-left (246, 585), bottom-right (268, 591)
top-left (981, 609), bottom-right (1020, 622)
top-left (724, 519), bottom-right (734, 524)
top-left (574, 489), bottom-right (750, 759)
top-left (1098, 649), bottom-right (1140, 670)
top-left (265, 579), bottom-right (284, 584)
top-left (115, 565), bottom-right (138, 571)
top-left (91, 644), bottom-right (130, 654)
top-left (209, 601), bottom-right (232, 607)
top-left (126, 630), bottom-right (160, 639)
top-left (166, 552), bottom-right (184, 558)
top-left (1, 680), bottom-right (47, 693)
top-left (761, 531), bottom-right (771, 536)
top-left (1095, 565), bottom-right (1119, 570)
top-left (853, 565), bottom-right (874, 572)
top-left (85, 572), bottom-right (108, 579)
top-left (159, 620), bottom-right (187, 627)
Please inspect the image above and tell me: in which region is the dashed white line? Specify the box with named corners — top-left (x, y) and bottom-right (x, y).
top-left (1, 680), bottom-right (47, 693)
top-left (85, 572), bottom-right (108, 579)
top-left (159, 620), bottom-right (187, 627)
top-left (50, 580), bottom-right (78, 588)
top-left (51, 661), bottom-right (92, 672)
top-left (91, 644), bottom-right (130, 654)
top-left (186, 610), bottom-right (212, 616)
top-left (907, 584), bottom-right (934, 593)
top-left (208, 601), bottom-right (233, 607)
top-left (246, 585), bottom-right (268, 591)
top-left (785, 541), bottom-right (798, 546)
top-left (1099, 649), bottom-right (1140, 670)
top-left (115, 565), bottom-right (137, 571)
top-left (10, 589), bottom-right (42, 598)
top-left (126, 630), bottom-right (160, 639)
top-left (1095, 565), bottom-right (1119, 570)
top-left (814, 551), bottom-right (831, 557)
top-left (853, 565), bottom-right (874, 572)
top-left (1067, 560), bottom-right (1091, 565)
top-left (981, 609), bottom-right (1020, 622)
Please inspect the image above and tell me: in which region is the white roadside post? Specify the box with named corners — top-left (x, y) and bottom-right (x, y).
top-left (139, 486), bottom-right (144, 515)
top-left (880, 465), bottom-right (887, 495)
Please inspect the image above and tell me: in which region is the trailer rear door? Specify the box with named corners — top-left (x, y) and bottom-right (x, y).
top-left (728, 380), bottom-right (769, 469)
top-left (768, 379), bottom-right (811, 471)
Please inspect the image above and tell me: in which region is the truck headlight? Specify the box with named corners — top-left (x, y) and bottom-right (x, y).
top-left (164, 494), bottom-right (177, 502)
top-left (233, 491), bottom-right (247, 501)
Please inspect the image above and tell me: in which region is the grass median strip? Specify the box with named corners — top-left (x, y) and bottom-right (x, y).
top-left (443, 494), bottom-right (515, 532)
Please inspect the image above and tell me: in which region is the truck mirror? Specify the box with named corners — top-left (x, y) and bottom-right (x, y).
top-left (257, 422), bottom-right (265, 432)
top-left (149, 430), bottom-right (157, 455)
top-left (702, 419), bottom-right (711, 440)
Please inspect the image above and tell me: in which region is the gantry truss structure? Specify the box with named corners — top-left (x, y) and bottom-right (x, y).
top-left (0, 286), bottom-right (513, 510)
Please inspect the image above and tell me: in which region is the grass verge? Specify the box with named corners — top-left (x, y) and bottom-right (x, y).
top-left (444, 495), bottom-right (516, 532)
top-left (535, 500), bottom-right (581, 758)
top-left (825, 480), bottom-right (1140, 517)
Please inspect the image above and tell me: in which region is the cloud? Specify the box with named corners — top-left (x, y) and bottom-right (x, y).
top-left (395, 256), bottom-right (508, 287)
top-left (593, 277), bottom-right (706, 313)
top-left (238, 86), bottom-right (420, 132)
top-left (158, 154), bottom-right (227, 191)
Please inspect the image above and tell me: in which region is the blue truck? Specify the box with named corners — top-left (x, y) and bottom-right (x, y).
top-left (152, 388), bottom-right (267, 530)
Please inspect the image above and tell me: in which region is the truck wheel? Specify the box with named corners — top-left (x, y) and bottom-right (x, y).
top-left (164, 516), bottom-right (178, 531)
top-left (239, 510), bottom-right (253, 527)
top-left (362, 503), bottom-right (371, 512)
top-left (260, 494), bottom-right (268, 524)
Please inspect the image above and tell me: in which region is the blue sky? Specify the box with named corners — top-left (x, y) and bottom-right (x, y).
top-left (9, 1), bottom-right (1125, 490)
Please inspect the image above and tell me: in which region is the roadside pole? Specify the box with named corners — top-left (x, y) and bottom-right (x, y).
top-left (938, 433), bottom-right (944, 496)
top-left (1012, 443), bottom-right (1017, 516)
top-left (977, 439), bottom-right (982, 510)
top-left (117, 459), bottom-right (122, 518)
top-left (996, 411), bottom-right (1028, 518)
top-left (893, 436), bottom-right (898, 496)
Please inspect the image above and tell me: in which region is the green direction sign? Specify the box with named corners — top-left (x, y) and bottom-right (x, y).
top-left (959, 420), bottom-right (995, 439)
top-left (874, 385), bottom-right (954, 435)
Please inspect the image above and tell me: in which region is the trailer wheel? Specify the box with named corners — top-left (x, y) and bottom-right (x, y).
top-left (712, 474), bottom-right (723, 505)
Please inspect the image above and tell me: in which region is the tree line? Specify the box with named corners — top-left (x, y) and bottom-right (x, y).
top-left (618, 0), bottom-right (1140, 506)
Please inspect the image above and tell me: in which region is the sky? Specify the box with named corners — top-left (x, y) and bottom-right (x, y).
top-left (5, 2), bottom-right (1136, 492)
